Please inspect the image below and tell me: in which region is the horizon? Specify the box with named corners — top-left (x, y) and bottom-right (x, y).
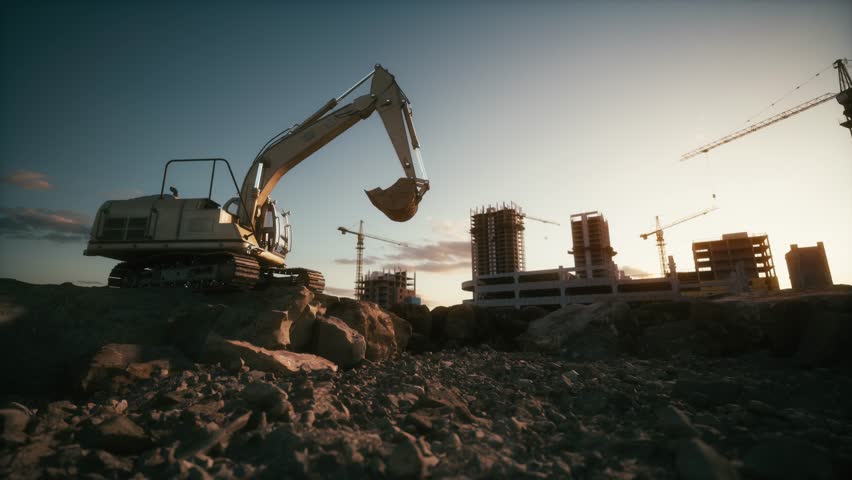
top-left (2, 1), bottom-right (851, 307)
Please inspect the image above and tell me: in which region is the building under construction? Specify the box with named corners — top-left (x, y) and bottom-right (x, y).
top-left (463, 208), bottom-right (788, 308)
top-left (785, 242), bottom-right (833, 291)
top-left (360, 269), bottom-right (418, 309)
top-left (692, 232), bottom-right (779, 292)
top-left (470, 203), bottom-right (525, 276)
top-left (569, 211), bottom-right (617, 278)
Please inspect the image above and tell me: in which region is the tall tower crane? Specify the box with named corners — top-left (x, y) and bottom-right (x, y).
top-left (681, 58), bottom-right (852, 161)
top-left (338, 220), bottom-right (408, 299)
top-left (640, 206), bottom-right (718, 276)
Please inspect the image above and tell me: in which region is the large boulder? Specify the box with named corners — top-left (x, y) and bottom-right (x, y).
top-left (444, 304), bottom-right (476, 341)
top-left (391, 304), bottom-right (432, 337)
top-left (689, 300), bottom-right (766, 356)
top-left (167, 286), bottom-right (319, 353)
top-left (326, 299), bottom-right (405, 361)
top-left (391, 314), bottom-right (413, 352)
top-left (429, 306), bottom-right (449, 343)
top-left (202, 335), bottom-right (337, 375)
top-left (314, 316), bottom-right (367, 369)
top-left (520, 302), bottom-right (631, 357)
top-left (761, 293), bottom-right (852, 366)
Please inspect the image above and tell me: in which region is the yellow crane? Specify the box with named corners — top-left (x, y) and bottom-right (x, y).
top-left (338, 220), bottom-right (408, 299)
top-left (640, 205), bottom-right (718, 276)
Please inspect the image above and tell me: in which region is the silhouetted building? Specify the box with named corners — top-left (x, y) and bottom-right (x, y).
top-left (569, 211), bottom-right (616, 278)
top-left (786, 242), bottom-right (833, 290)
top-left (692, 232), bottom-right (779, 292)
top-left (470, 203), bottom-right (525, 276)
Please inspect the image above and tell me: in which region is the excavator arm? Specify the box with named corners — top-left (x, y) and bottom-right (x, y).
top-left (238, 65), bottom-right (429, 228)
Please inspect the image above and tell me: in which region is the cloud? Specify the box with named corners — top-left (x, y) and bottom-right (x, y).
top-left (335, 240), bottom-right (470, 274)
top-left (386, 240), bottom-right (469, 263)
top-left (429, 217), bottom-right (469, 240)
top-left (1, 170), bottom-right (53, 190)
top-left (323, 286), bottom-right (356, 297)
top-left (0, 207), bottom-right (91, 243)
top-left (376, 240), bottom-right (471, 273)
top-left (333, 255), bottom-right (382, 266)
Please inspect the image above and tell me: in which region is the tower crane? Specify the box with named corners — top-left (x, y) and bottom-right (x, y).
top-left (521, 213), bottom-right (560, 226)
top-left (640, 206), bottom-right (718, 276)
top-left (681, 58), bottom-right (852, 161)
top-left (338, 220), bottom-right (408, 299)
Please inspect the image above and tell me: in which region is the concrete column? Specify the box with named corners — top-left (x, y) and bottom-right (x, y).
top-left (669, 255), bottom-right (680, 296)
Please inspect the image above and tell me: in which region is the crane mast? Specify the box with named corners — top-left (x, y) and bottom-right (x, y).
top-left (640, 206), bottom-right (718, 276)
top-left (338, 221), bottom-right (408, 299)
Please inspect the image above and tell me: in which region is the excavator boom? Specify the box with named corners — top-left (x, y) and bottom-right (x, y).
top-left (239, 65), bottom-right (429, 227)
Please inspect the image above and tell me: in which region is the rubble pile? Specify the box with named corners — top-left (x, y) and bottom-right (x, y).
top-left (1, 279), bottom-right (850, 479)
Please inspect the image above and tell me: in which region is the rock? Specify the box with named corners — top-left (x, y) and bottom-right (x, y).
top-left (202, 335), bottom-right (337, 375)
top-left (391, 314), bottom-right (412, 352)
top-left (743, 438), bottom-right (833, 480)
top-left (242, 382), bottom-right (288, 409)
top-left (407, 333), bottom-right (429, 353)
top-left (520, 302), bottom-right (630, 354)
top-left (676, 438), bottom-right (738, 480)
top-left (489, 307), bottom-right (531, 340)
top-left (251, 309), bottom-right (292, 350)
top-left (429, 306), bottom-right (449, 342)
top-left (315, 316), bottom-right (367, 369)
top-left (444, 304), bottom-right (476, 341)
top-left (391, 304), bottom-right (432, 337)
top-left (655, 404), bottom-right (699, 438)
top-left (80, 449), bottom-right (133, 474)
top-left (70, 343), bottom-right (192, 395)
top-left (689, 300), bottom-right (765, 356)
top-left (326, 299), bottom-right (402, 361)
top-left (79, 415), bottom-right (152, 454)
top-left (794, 310), bottom-right (852, 366)
top-left (275, 287), bottom-right (317, 346)
top-left (0, 408), bottom-right (30, 445)
top-left (388, 430), bottom-right (439, 479)
top-left (521, 306), bottom-right (549, 322)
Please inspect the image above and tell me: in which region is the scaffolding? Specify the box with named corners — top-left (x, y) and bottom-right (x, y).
top-left (570, 211), bottom-right (616, 278)
top-left (470, 202), bottom-right (525, 276)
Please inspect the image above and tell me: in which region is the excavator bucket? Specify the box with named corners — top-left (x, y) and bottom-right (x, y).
top-left (366, 177), bottom-right (422, 222)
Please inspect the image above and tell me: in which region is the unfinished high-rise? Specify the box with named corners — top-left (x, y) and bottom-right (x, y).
top-left (786, 242), bottom-right (833, 291)
top-left (570, 211), bottom-right (616, 278)
top-left (470, 203), bottom-right (525, 276)
top-left (692, 232), bottom-right (779, 291)
top-left (361, 269), bottom-right (418, 309)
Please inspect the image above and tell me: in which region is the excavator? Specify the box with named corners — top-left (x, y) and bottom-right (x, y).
top-left (84, 65), bottom-right (430, 291)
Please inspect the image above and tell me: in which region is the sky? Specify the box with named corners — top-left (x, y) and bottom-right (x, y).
top-left (1, 1), bottom-right (851, 307)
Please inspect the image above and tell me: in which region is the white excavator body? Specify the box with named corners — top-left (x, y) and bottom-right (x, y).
top-left (84, 65), bottom-right (428, 290)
